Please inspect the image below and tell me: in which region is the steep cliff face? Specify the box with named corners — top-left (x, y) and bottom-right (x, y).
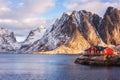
top-left (98, 7), bottom-right (120, 45)
top-left (0, 28), bottom-right (18, 52)
top-left (71, 10), bottom-right (101, 45)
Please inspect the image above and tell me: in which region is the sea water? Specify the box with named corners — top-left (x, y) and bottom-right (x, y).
top-left (0, 53), bottom-right (120, 80)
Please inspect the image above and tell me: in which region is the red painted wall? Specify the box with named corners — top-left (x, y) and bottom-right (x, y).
top-left (104, 48), bottom-right (114, 55)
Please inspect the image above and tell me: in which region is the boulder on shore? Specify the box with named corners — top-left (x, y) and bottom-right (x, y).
top-left (75, 55), bottom-right (120, 66)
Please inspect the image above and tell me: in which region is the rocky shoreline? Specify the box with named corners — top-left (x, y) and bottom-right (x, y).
top-left (75, 55), bottom-right (120, 66)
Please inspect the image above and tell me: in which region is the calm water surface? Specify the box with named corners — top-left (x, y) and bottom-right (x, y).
top-left (0, 54), bottom-right (120, 80)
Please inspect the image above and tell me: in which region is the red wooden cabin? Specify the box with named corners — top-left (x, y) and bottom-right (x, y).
top-left (104, 48), bottom-right (114, 56)
top-left (88, 47), bottom-right (97, 54)
top-left (84, 46), bottom-right (106, 56)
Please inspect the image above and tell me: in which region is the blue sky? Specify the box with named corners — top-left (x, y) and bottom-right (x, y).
top-left (0, 0), bottom-right (119, 41)
top-left (41, 0), bottom-right (67, 19)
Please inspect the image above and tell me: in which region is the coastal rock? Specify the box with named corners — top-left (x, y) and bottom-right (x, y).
top-left (75, 55), bottom-right (120, 66)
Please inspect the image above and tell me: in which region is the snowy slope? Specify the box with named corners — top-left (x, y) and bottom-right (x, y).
top-left (24, 26), bottom-right (46, 44)
top-left (20, 13), bottom-right (72, 52)
top-left (20, 25), bottom-right (46, 50)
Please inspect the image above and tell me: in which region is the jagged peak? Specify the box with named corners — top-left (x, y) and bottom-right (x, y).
top-left (62, 10), bottom-right (93, 19)
top-left (39, 25), bottom-right (46, 29)
top-left (71, 10), bottom-right (92, 16)
top-left (50, 12), bottom-right (70, 30)
top-left (105, 6), bottom-right (120, 15)
top-left (0, 27), bottom-right (11, 35)
top-left (106, 6), bottom-right (116, 12)
top-left (80, 10), bottom-right (92, 16)
top-left (0, 27), bottom-right (16, 43)
top-left (62, 12), bottom-right (70, 17)
top-left (102, 6), bottom-right (120, 22)
top-left (63, 12), bottom-right (72, 16)
top-left (30, 25), bottom-right (46, 33)
top-left (36, 25), bottom-right (46, 32)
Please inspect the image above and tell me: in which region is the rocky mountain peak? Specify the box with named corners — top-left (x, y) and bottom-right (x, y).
top-left (0, 28), bottom-right (16, 43)
top-left (0, 28), bottom-right (10, 35)
top-left (98, 6), bottom-right (120, 45)
top-left (70, 10), bottom-right (101, 46)
top-left (104, 6), bottom-right (120, 23)
top-left (63, 12), bottom-right (70, 16)
top-left (106, 6), bottom-right (117, 14)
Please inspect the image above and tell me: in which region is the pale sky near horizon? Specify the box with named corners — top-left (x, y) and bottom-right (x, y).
top-left (0, 0), bottom-right (120, 42)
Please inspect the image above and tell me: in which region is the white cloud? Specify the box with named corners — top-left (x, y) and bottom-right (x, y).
top-left (0, 0), bottom-right (9, 7)
top-left (12, 0), bottom-right (55, 18)
top-left (0, 0), bottom-right (55, 40)
top-left (0, 19), bottom-right (18, 23)
top-left (0, 0), bottom-right (55, 19)
top-left (0, 18), bottom-right (51, 36)
top-left (0, 7), bottom-right (10, 12)
top-left (64, 0), bottom-right (120, 16)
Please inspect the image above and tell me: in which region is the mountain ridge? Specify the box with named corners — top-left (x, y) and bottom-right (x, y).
top-left (18, 6), bottom-right (120, 54)
top-left (0, 6), bottom-right (120, 54)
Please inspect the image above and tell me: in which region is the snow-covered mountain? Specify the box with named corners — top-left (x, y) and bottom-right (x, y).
top-left (19, 26), bottom-right (46, 52)
top-left (20, 6), bottom-right (120, 54)
top-left (20, 13), bottom-right (73, 52)
top-left (20, 9), bottom-right (102, 53)
top-left (0, 28), bottom-right (20, 52)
